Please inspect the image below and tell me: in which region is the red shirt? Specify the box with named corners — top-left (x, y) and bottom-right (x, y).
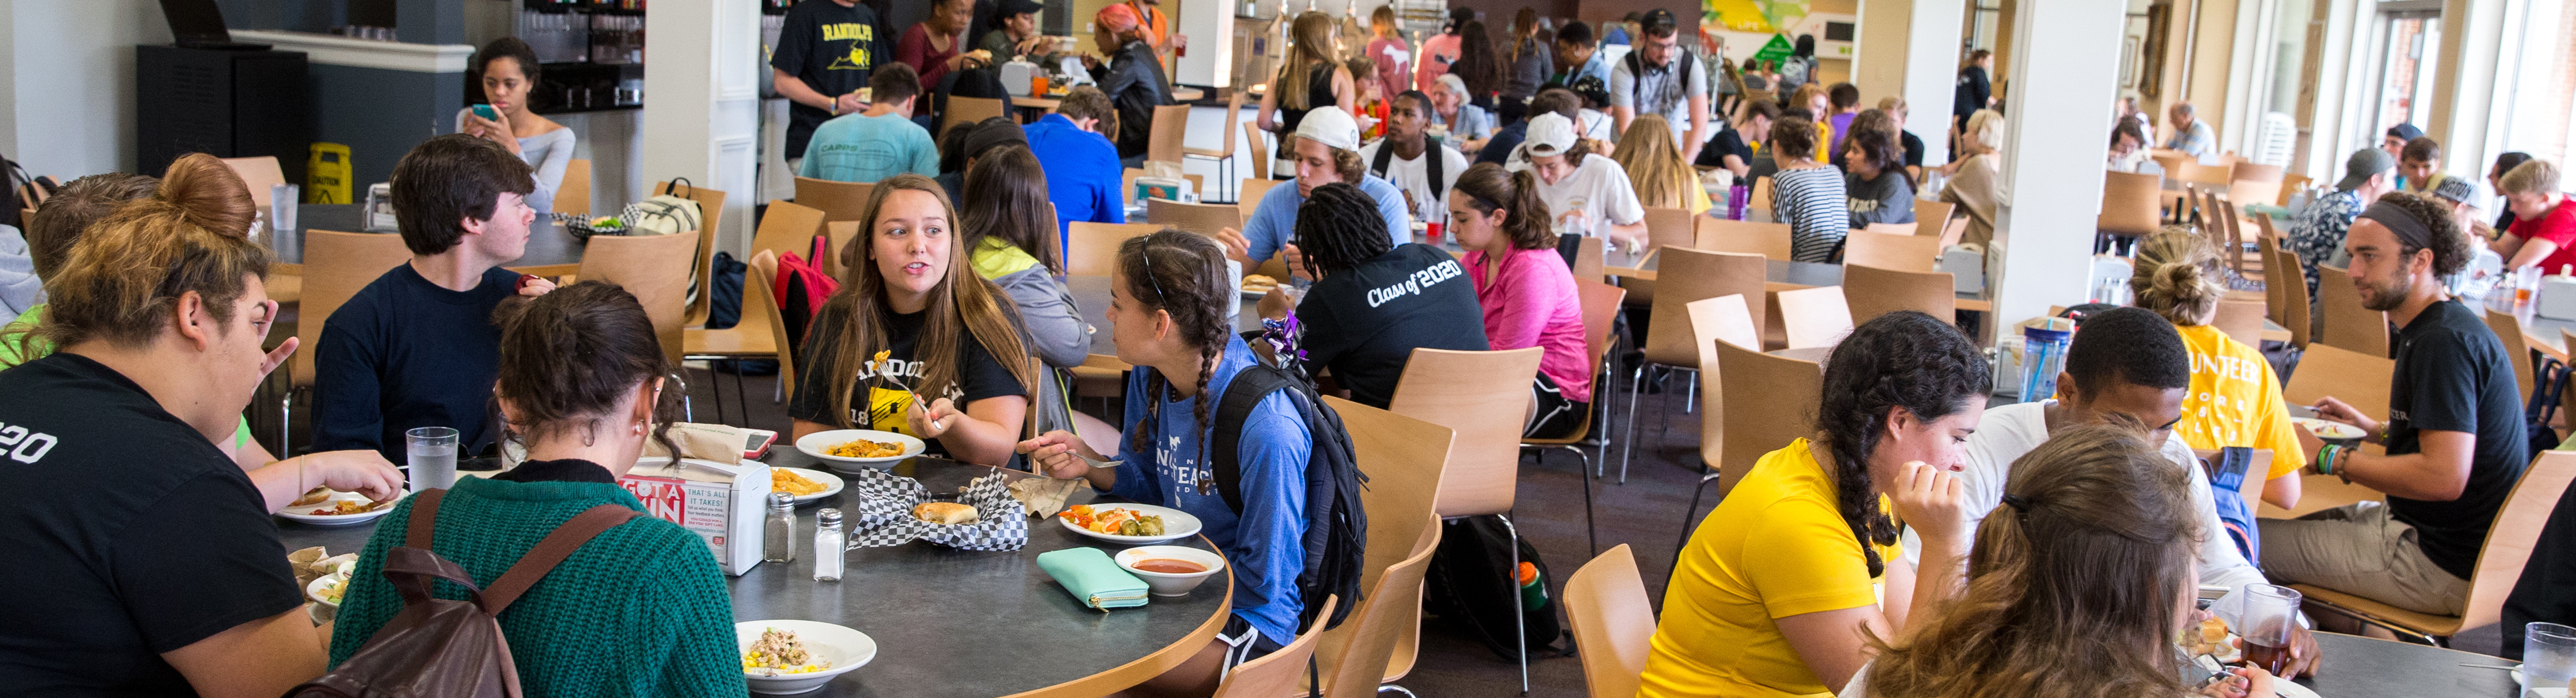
top-left (2514, 198), bottom-right (2576, 275)
top-left (896, 23), bottom-right (961, 92)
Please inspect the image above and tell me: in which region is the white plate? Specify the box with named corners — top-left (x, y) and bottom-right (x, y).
top-left (2292, 417), bottom-right (2366, 441)
top-left (1058, 503), bottom-right (1203, 545)
top-left (772, 467), bottom-right (845, 504)
top-left (795, 429), bottom-right (927, 471)
top-left (306, 572), bottom-right (348, 608)
top-left (737, 619), bottom-right (875, 694)
top-left (274, 490), bottom-right (407, 526)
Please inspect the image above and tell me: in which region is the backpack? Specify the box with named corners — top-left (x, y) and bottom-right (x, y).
top-left (1778, 55), bottom-right (1814, 92)
top-left (774, 235), bottom-right (838, 346)
top-left (706, 251), bottom-right (746, 331)
top-left (287, 490), bottom-right (641, 698)
top-left (1368, 142), bottom-right (1448, 204)
top-left (2528, 356), bottom-right (2571, 458)
top-left (1209, 358), bottom-right (1370, 633)
top-left (2199, 446), bottom-right (2262, 566)
top-left (4, 155), bottom-right (55, 230)
top-left (1423, 514), bottom-right (1568, 659)
top-left (1619, 47), bottom-right (1700, 118)
top-left (626, 178), bottom-right (705, 237)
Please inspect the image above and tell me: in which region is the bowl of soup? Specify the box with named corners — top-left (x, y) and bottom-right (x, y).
top-left (1114, 545), bottom-right (1228, 597)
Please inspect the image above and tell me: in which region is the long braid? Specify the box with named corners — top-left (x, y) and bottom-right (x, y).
top-left (1295, 182), bottom-right (1397, 279)
top-left (1117, 230), bottom-right (1235, 473)
top-left (1814, 311), bottom-right (1989, 577)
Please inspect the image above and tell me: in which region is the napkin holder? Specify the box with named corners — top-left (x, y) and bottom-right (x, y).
top-left (1001, 59), bottom-right (1038, 96)
top-left (2541, 267), bottom-right (2576, 320)
top-left (617, 457), bottom-right (772, 576)
top-left (1939, 245), bottom-right (1984, 294)
top-left (1036, 547), bottom-right (1151, 610)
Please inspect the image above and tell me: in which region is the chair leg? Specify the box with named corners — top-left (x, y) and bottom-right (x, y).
top-left (1498, 513), bottom-right (1529, 695)
top-left (1566, 445), bottom-right (1597, 557)
top-left (731, 369), bottom-right (751, 427)
top-left (1682, 367), bottom-right (1697, 413)
top-left (707, 366), bottom-right (731, 426)
top-left (1617, 365), bottom-right (1645, 483)
top-left (1670, 471), bottom-right (1721, 589)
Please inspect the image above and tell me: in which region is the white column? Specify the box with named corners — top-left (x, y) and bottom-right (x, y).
top-left (1899, 0), bottom-right (1967, 166)
top-left (1987, 0), bottom-right (2125, 327)
top-left (643, 0), bottom-right (760, 254)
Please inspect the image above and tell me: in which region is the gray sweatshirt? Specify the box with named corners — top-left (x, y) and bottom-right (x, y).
top-left (1845, 169), bottom-right (1917, 231)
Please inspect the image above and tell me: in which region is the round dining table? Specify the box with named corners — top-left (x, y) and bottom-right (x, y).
top-left (2297, 632), bottom-right (2523, 696)
top-left (265, 203), bottom-right (588, 276)
top-left (275, 452), bottom-right (1231, 698)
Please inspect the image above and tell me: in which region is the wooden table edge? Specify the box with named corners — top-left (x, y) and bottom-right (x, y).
top-left (507, 263), bottom-right (581, 278)
top-left (999, 534), bottom-right (1235, 698)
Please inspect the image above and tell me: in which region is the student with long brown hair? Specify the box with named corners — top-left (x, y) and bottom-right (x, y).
top-left (789, 174), bottom-right (1033, 466)
top-left (1451, 162), bottom-right (1589, 438)
top-left (1841, 109), bottom-right (1916, 230)
top-left (1611, 113), bottom-right (1713, 215)
top-left (1257, 11), bottom-right (1357, 178)
top-left (961, 145), bottom-right (1084, 436)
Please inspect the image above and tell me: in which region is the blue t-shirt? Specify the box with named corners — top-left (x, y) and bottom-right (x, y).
top-left (314, 263), bottom-right (521, 463)
top-left (1108, 336), bottom-right (1311, 645)
top-left (798, 112), bottom-right (939, 183)
top-left (1241, 174), bottom-right (1411, 266)
top-left (1023, 114), bottom-right (1127, 242)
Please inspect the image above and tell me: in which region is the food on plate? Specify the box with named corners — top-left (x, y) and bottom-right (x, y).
top-left (912, 502), bottom-right (980, 525)
top-left (2182, 616), bottom-right (2230, 656)
top-left (827, 439), bottom-right (907, 458)
top-left (743, 627), bottom-right (832, 675)
top-left (317, 576), bottom-right (347, 605)
top-left (308, 499), bottom-right (374, 516)
top-left (1131, 558), bottom-right (1206, 574)
top-left (772, 470), bottom-right (829, 496)
top-left (1242, 274), bottom-right (1278, 293)
top-left (1061, 504), bottom-right (1167, 537)
top-left (2292, 417), bottom-right (2366, 441)
top-left (291, 487), bottom-right (333, 506)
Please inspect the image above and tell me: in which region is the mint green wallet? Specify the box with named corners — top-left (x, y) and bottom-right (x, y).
top-left (1036, 548), bottom-right (1151, 610)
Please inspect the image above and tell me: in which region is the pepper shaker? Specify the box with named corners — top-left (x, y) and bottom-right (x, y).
top-left (763, 492), bottom-right (796, 565)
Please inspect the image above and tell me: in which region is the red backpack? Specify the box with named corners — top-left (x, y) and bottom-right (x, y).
top-left (776, 235), bottom-right (838, 344)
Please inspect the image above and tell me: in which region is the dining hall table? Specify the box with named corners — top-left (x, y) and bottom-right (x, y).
top-left (275, 453), bottom-right (1232, 698)
top-left (264, 203), bottom-right (589, 278)
top-left (2298, 632), bottom-right (2524, 696)
top-left (2485, 289), bottom-right (2576, 362)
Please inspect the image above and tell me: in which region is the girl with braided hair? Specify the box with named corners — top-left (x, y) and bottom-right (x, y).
top-left (1275, 181), bottom-right (1489, 408)
top-left (1641, 311), bottom-right (1987, 698)
top-left (1018, 230), bottom-right (1317, 695)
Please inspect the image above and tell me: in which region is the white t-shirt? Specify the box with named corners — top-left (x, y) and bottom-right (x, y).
top-left (1898, 400), bottom-right (2267, 592)
top-left (1357, 139), bottom-right (1471, 227)
top-left (1576, 108), bottom-right (1614, 143)
top-left (1508, 153), bottom-right (1645, 240)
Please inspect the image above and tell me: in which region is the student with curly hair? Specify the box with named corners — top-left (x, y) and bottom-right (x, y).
top-left (1279, 182), bottom-right (1489, 408)
top-left (1841, 109), bottom-right (1916, 230)
top-left (1770, 113), bottom-right (1849, 262)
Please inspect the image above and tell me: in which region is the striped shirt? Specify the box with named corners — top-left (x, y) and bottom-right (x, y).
top-left (1774, 166), bottom-right (1850, 263)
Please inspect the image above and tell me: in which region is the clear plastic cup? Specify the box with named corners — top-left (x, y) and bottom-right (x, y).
top-left (2529, 622), bottom-right (2576, 685)
top-left (405, 426), bottom-right (459, 492)
top-left (2240, 584), bottom-right (2302, 675)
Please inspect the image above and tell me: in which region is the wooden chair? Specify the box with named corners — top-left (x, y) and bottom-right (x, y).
top-left (2149, 150), bottom-right (2191, 176)
top-left (554, 158), bottom-right (592, 216)
top-left (2176, 161), bottom-right (2234, 189)
top-left (1244, 120), bottom-right (1272, 180)
top-left (1775, 285), bottom-right (1854, 349)
top-left (1641, 207), bottom-right (1697, 252)
top-left (577, 231), bottom-right (701, 364)
top-left (1145, 198), bottom-right (1241, 237)
top-left (1863, 222), bottom-right (1919, 235)
top-left (824, 221), bottom-right (864, 280)
top-left (1571, 233), bottom-right (1606, 282)
top-left (2227, 162), bottom-right (2286, 210)
top-left (1183, 91), bottom-right (1246, 202)
top-left (1622, 250), bottom-right (1766, 482)
top-left (1842, 230), bottom-right (1941, 272)
top-left (1685, 294), bottom-right (1758, 498)
top-left (1065, 222), bottom-right (1162, 277)
top-left (2293, 452), bottom-right (2576, 646)
top-left (1386, 346), bottom-right (1545, 687)
top-left (2280, 174), bottom-right (2312, 206)
top-left (649, 180), bottom-right (727, 327)
top-left (2274, 244), bottom-right (2312, 349)
top-left (1318, 396), bottom-right (1451, 690)
top-left (2100, 170), bottom-right (2163, 238)
top-left (1566, 545), bottom-right (1655, 698)
top-left (1145, 104), bottom-right (1193, 165)
top-left (1696, 218), bottom-right (1794, 261)
top-left (940, 95), bottom-right (1008, 135)
top-left (1912, 199), bottom-right (1956, 234)
top-left (746, 199), bottom-right (828, 263)
top-left (2212, 299), bottom-right (2267, 348)
top-left (683, 251), bottom-right (795, 425)
top-left (1842, 263), bottom-right (1955, 326)
top-left (2316, 264), bottom-right (2390, 357)
top-left (1748, 176), bottom-right (1773, 212)
top-left (2282, 342), bottom-right (2393, 426)
top-left (1207, 596), bottom-right (1339, 698)
top-left (1677, 340), bottom-right (1824, 563)
top-left (1238, 177), bottom-right (1282, 220)
top-left (792, 176), bottom-right (875, 230)
top-left (219, 156), bottom-right (287, 200)
top-left (2486, 309), bottom-right (2537, 405)
top-left (2262, 234), bottom-right (2288, 324)
top-left (1522, 280), bottom-right (1628, 553)
top-left (280, 230), bottom-right (414, 456)
top-left (1937, 215), bottom-right (1971, 249)
top-left (1308, 512), bottom-right (1441, 698)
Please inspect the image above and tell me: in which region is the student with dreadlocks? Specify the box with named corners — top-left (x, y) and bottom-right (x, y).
top-left (1276, 182), bottom-right (1489, 409)
top-left (1018, 230), bottom-right (1314, 696)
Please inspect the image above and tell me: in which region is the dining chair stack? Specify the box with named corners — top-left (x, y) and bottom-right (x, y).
top-left (1565, 545), bottom-right (1656, 698)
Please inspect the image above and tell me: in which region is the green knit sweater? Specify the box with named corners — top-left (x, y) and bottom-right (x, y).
top-left (328, 476), bottom-right (745, 697)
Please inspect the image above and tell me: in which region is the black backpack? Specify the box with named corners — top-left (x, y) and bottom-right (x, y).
top-left (1423, 514), bottom-right (1568, 659)
top-left (1368, 142), bottom-right (1449, 203)
top-left (4, 154), bottom-right (56, 230)
top-left (2527, 356), bottom-right (2571, 458)
top-left (1619, 46), bottom-right (1699, 114)
top-left (1209, 358), bottom-right (1369, 633)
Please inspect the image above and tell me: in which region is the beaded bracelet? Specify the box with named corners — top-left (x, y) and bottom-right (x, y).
top-left (2313, 444), bottom-right (2335, 476)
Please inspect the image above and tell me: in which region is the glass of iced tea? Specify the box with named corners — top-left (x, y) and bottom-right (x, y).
top-left (2239, 584), bottom-right (2302, 674)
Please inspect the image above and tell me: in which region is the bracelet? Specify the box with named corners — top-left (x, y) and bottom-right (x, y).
top-left (2313, 444), bottom-right (2337, 476)
top-left (2334, 446), bottom-right (2355, 484)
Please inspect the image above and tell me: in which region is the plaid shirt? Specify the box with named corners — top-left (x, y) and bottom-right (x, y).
top-left (2287, 189), bottom-right (2366, 299)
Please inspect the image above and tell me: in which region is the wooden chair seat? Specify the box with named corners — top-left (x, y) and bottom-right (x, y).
top-left (2288, 584), bottom-right (2462, 637)
top-left (1566, 545), bottom-right (1654, 698)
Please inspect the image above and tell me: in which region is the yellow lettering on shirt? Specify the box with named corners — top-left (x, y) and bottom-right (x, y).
top-left (821, 23), bottom-right (873, 43)
top-left (866, 386), bottom-right (916, 435)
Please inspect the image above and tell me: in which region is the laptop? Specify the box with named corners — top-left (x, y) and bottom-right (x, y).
top-left (158, 0), bottom-right (272, 51)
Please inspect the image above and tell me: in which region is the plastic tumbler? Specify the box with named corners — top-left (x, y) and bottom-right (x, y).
top-left (2018, 322), bottom-right (2072, 402)
top-left (2239, 584), bottom-right (2303, 675)
top-left (405, 426), bottom-right (459, 492)
top-left (270, 183), bottom-right (299, 233)
top-left (2529, 622), bottom-right (2576, 686)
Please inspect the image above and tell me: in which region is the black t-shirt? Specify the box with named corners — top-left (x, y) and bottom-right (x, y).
top-left (0, 353), bottom-right (301, 696)
top-left (1899, 130), bottom-right (1926, 168)
top-left (1477, 119), bottom-right (1528, 166)
top-left (1295, 244), bottom-right (1491, 408)
top-left (771, 0), bottom-right (888, 159)
top-left (788, 300), bottom-right (1028, 451)
top-left (1693, 124), bottom-right (1753, 170)
top-left (2385, 299), bottom-right (2528, 579)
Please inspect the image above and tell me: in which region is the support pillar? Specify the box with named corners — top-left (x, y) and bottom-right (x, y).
top-left (1889, 0), bottom-right (1966, 165)
top-left (643, 0), bottom-right (760, 254)
top-left (1987, 0), bottom-right (2124, 326)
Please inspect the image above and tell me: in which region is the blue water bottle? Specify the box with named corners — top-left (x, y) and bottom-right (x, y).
top-left (2020, 322), bottom-right (2072, 402)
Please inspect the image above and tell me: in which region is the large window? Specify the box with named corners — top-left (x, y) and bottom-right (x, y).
top-left (2363, 3), bottom-right (2441, 142)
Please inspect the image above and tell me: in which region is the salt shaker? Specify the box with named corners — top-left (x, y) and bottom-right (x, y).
top-left (763, 492), bottom-right (796, 564)
top-left (812, 508), bottom-right (845, 582)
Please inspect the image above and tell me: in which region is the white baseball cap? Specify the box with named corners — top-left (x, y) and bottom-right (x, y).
top-left (1525, 113), bottom-right (1577, 158)
top-left (1295, 106), bottom-right (1362, 153)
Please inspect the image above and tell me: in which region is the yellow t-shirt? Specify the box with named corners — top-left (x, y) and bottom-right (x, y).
top-left (2172, 324), bottom-right (2306, 479)
top-left (1639, 438), bottom-right (1896, 698)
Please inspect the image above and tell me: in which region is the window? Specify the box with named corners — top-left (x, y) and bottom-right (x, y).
top-left (2364, 4), bottom-right (2441, 143)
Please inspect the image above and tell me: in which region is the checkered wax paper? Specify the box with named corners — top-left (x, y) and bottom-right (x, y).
top-left (842, 468), bottom-right (1029, 551)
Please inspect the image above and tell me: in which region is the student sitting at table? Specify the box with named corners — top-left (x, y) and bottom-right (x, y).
top-left (1693, 98), bottom-right (1776, 179)
top-left (1940, 109), bottom-right (2009, 250)
top-left (800, 62), bottom-right (940, 184)
top-left (329, 281), bottom-right (743, 697)
top-left (1272, 183), bottom-right (1489, 408)
top-left (1451, 162), bottom-right (1589, 437)
top-left (1081, 4), bottom-right (1175, 164)
top-left (1024, 86), bottom-right (1128, 240)
top-left (1850, 423), bottom-right (2281, 698)
top-left (315, 135), bottom-right (559, 464)
top-left (1357, 91), bottom-right (1471, 232)
top-left (1611, 113), bottom-right (1713, 215)
top-left (1477, 87), bottom-right (1580, 168)
top-left (457, 37), bottom-right (574, 213)
top-left (1216, 107), bottom-right (1407, 279)
top-left (0, 153), bottom-right (397, 697)
top-left (961, 145), bottom-right (1086, 436)
top-left (1896, 307), bottom-right (2320, 678)
top-left (790, 174), bottom-right (1033, 466)
top-left (2131, 231), bottom-right (2308, 510)
top-left (2269, 191), bottom-right (2527, 619)
top-left (1512, 112), bottom-right (1649, 250)
top-left (1640, 311), bottom-right (1981, 697)
top-left (1767, 113), bottom-right (1848, 263)
top-left (1018, 230), bottom-right (1315, 695)
top-left (2490, 159), bottom-right (2576, 274)
top-left (1841, 109), bottom-right (1916, 231)
top-left (935, 117), bottom-right (1025, 204)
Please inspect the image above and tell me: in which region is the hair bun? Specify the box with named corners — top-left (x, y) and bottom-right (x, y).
top-left (156, 153), bottom-right (258, 238)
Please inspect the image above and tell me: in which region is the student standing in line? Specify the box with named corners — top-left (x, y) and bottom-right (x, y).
top-left (771, 0), bottom-right (888, 168)
top-left (1498, 8), bottom-right (1554, 124)
top-left (1952, 49), bottom-right (1991, 136)
top-left (1547, 21), bottom-right (1608, 90)
top-left (1364, 6), bottom-right (1412, 107)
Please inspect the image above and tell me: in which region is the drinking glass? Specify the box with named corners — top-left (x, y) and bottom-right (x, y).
top-left (2528, 622), bottom-right (2576, 685)
top-left (270, 183), bottom-right (299, 234)
top-left (2239, 584), bottom-right (2302, 675)
top-left (405, 426), bottom-right (459, 492)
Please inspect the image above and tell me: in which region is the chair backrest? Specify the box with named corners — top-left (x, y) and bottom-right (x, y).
top-left (220, 156), bottom-right (287, 200)
top-left (1578, 279), bottom-right (1630, 371)
top-left (1912, 198), bottom-right (1956, 233)
top-left (1145, 197), bottom-right (1241, 236)
top-left (2149, 150), bottom-right (2191, 176)
top-left (2280, 174), bottom-right (2311, 206)
top-left (750, 199), bottom-right (829, 262)
top-left (1842, 230), bottom-right (1941, 272)
top-left (2099, 170), bottom-right (2163, 236)
top-left (1215, 89), bottom-right (1246, 155)
top-left (1208, 596), bottom-right (1339, 698)
top-left (2227, 162), bottom-right (2286, 208)
top-left (1565, 545), bottom-right (1655, 698)
top-left (1244, 121), bottom-right (1272, 179)
top-left (746, 251), bottom-right (797, 400)
top-left (1146, 104), bottom-right (1193, 165)
top-left (824, 221), bottom-right (864, 280)
top-left (941, 95), bottom-right (1008, 135)
top-left (1572, 233), bottom-right (1607, 282)
top-left (2460, 452), bottom-right (2576, 630)
top-left (1841, 263), bottom-right (1955, 326)
top-left (2316, 264), bottom-right (2390, 357)
top-left (1314, 511), bottom-right (1441, 698)
top-left (1387, 347), bottom-right (1546, 519)
top-left (2176, 161), bottom-right (2233, 188)
top-left (1936, 214), bottom-right (1970, 248)
top-left (2274, 243), bottom-right (2311, 348)
top-left (1695, 218), bottom-right (1794, 261)
top-left (1239, 177), bottom-right (1282, 218)
top-left (2211, 299), bottom-right (2266, 347)
top-left (1863, 222), bottom-right (1920, 236)
top-left (292, 230), bottom-right (416, 385)
top-left (1319, 395), bottom-right (1447, 688)
top-left (1774, 285), bottom-right (1854, 349)
top-left (1688, 294), bottom-right (1757, 464)
top-left (2282, 342), bottom-right (2393, 420)
top-left (1641, 206), bottom-right (1697, 252)
top-left (2485, 309), bottom-right (2536, 405)
top-left (793, 176), bottom-right (875, 227)
top-left (554, 158), bottom-right (592, 216)
top-left (2261, 234), bottom-right (2287, 323)
top-left (651, 180), bottom-right (728, 325)
top-left (577, 231), bottom-right (701, 363)
top-left (1644, 248), bottom-right (1767, 367)
top-left (1748, 176), bottom-right (1773, 212)
top-left (1716, 340), bottom-right (1822, 494)
top-left (1065, 222), bottom-right (1164, 277)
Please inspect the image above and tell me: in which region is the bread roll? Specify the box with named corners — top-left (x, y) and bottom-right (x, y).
top-left (291, 487), bottom-right (332, 506)
top-left (912, 502), bottom-right (980, 525)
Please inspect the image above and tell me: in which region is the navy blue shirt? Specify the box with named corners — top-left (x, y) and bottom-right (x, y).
top-left (1478, 119), bottom-right (1529, 166)
top-left (314, 263), bottom-right (521, 463)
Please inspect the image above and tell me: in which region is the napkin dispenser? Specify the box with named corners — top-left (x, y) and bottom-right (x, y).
top-left (1939, 245), bottom-right (1984, 294)
top-left (618, 458), bottom-right (772, 576)
top-left (2541, 266), bottom-right (2576, 320)
top-left (1134, 176), bottom-right (1190, 203)
top-left (1000, 59), bottom-right (1038, 96)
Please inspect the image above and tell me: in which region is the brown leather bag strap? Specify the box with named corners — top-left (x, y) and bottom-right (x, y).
top-left (481, 505), bottom-right (645, 613)
top-left (404, 489), bottom-right (450, 550)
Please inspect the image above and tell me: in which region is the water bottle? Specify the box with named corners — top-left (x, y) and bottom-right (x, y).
top-left (1516, 561), bottom-right (1547, 610)
top-left (763, 492), bottom-right (796, 565)
top-left (2020, 322), bottom-right (2073, 403)
top-left (1727, 184), bottom-right (1750, 221)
